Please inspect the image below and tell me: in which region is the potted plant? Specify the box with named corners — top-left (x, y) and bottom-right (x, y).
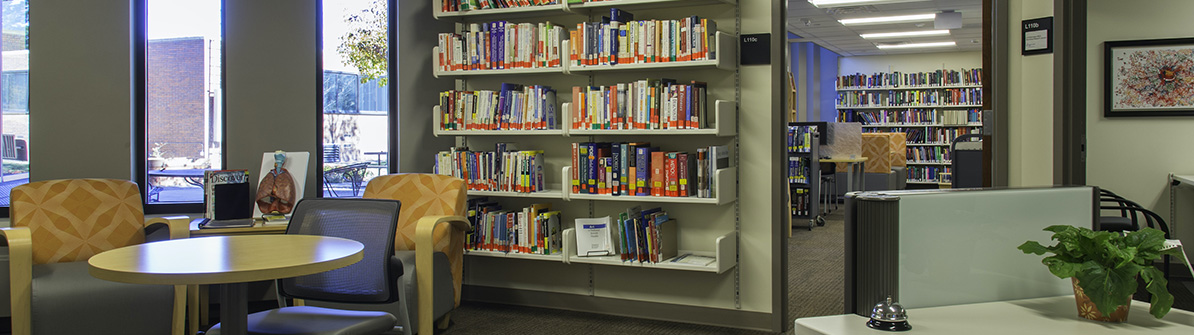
top-left (148, 142), bottom-right (167, 170)
top-left (1018, 225), bottom-right (1184, 321)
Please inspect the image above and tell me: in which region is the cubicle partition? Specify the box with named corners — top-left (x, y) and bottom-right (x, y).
top-left (844, 187), bottom-right (1097, 315)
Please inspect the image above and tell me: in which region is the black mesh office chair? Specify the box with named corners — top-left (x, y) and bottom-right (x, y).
top-left (207, 198), bottom-right (403, 335)
top-left (1094, 188), bottom-right (1173, 280)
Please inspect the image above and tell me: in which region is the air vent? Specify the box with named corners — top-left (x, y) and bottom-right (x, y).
top-left (824, 5), bottom-right (879, 16)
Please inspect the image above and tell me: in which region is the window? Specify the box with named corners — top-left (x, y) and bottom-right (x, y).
top-left (141, 0), bottom-right (223, 212)
top-left (320, 0), bottom-right (394, 198)
top-left (0, 0), bottom-right (30, 213)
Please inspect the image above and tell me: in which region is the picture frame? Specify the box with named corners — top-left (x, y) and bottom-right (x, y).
top-left (1104, 37), bottom-right (1194, 117)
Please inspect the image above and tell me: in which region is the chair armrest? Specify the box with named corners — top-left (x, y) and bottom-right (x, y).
top-left (414, 215), bottom-right (469, 335)
top-left (145, 216), bottom-right (191, 240)
top-left (0, 227), bottom-right (32, 335)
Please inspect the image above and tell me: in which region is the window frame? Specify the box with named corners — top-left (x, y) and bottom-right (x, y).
top-left (316, 0), bottom-right (398, 198)
top-left (135, 0), bottom-right (227, 215)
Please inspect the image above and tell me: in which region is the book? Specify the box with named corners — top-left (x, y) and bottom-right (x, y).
top-left (204, 170), bottom-right (250, 220)
top-left (575, 216), bottom-right (614, 257)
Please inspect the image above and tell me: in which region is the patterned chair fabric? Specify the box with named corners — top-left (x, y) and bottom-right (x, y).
top-left (10, 179), bottom-right (147, 265)
top-left (363, 173), bottom-right (467, 306)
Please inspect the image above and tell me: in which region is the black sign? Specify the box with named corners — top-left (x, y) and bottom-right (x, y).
top-left (740, 33), bottom-right (770, 65)
top-left (1021, 17), bottom-right (1052, 55)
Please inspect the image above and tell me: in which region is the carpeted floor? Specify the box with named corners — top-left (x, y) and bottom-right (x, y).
top-left (785, 209), bottom-right (846, 333)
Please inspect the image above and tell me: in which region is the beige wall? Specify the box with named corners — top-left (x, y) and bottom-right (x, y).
top-left (1006, 0), bottom-right (1054, 187)
top-left (839, 51), bottom-right (981, 74)
top-left (1086, 0), bottom-right (1194, 247)
top-left (30, 0), bottom-right (136, 181)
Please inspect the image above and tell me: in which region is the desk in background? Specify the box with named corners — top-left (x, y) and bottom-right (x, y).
top-left (796, 296), bottom-right (1194, 335)
top-left (821, 157), bottom-right (867, 193)
top-left (1169, 173), bottom-right (1194, 238)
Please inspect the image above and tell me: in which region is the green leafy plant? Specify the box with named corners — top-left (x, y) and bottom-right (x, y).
top-left (1019, 225), bottom-right (1184, 319)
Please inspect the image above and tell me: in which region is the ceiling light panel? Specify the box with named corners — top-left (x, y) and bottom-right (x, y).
top-left (875, 41), bottom-right (957, 49)
top-left (860, 30), bottom-right (950, 39)
top-left (808, 0), bottom-right (931, 8)
top-left (839, 13), bottom-right (936, 25)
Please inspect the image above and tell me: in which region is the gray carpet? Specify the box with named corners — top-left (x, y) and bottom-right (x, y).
top-left (786, 210), bottom-right (846, 330)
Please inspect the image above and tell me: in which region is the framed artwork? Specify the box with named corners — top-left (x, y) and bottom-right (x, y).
top-left (1105, 37), bottom-right (1194, 117)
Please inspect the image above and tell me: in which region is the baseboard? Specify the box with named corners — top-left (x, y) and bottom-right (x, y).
top-left (462, 285), bottom-right (776, 332)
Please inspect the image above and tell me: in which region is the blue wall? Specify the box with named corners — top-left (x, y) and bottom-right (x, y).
top-left (787, 32), bottom-right (841, 122)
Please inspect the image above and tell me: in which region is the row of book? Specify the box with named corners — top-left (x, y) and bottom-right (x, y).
top-left (837, 108), bottom-right (982, 125)
top-left (786, 125), bottom-right (818, 154)
top-left (571, 142), bottom-right (729, 198)
top-left (907, 146), bottom-right (951, 163)
top-left (907, 165), bottom-right (951, 183)
top-left (940, 109), bottom-right (982, 125)
top-left (572, 79), bottom-right (708, 130)
top-left (466, 198), bottom-right (562, 255)
top-left (836, 68), bottom-right (984, 88)
top-left (787, 156), bottom-right (812, 184)
top-left (575, 206), bottom-right (675, 263)
top-left (443, 0), bottom-right (637, 12)
top-left (437, 21), bottom-right (567, 72)
top-left (444, 0), bottom-right (559, 12)
top-left (836, 88), bottom-right (983, 107)
top-left (790, 188), bottom-right (812, 218)
top-left (433, 144), bottom-right (545, 193)
top-left (438, 85), bottom-right (559, 131)
top-left (571, 9), bottom-right (718, 66)
top-left (861, 127), bottom-right (980, 146)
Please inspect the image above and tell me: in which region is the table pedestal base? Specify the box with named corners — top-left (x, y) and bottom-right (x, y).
top-left (216, 282), bottom-right (248, 335)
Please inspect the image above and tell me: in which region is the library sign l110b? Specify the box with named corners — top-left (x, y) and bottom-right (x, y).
top-left (1021, 17), bottom-right (1052, 55)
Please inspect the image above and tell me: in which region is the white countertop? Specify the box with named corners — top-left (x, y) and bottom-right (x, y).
top-left (796, 296), bottom-right (1194, 334)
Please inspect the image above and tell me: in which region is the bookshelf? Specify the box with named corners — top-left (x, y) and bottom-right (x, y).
top-left (835, 68), bottom-right (983, 186)
top-left (430, 0), bottom-right (744, 319)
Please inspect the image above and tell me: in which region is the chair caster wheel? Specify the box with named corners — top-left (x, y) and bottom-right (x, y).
top-left (816, 216), bottom-right (826, 226)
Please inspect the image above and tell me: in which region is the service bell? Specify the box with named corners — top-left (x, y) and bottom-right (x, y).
top-left (867, 296), bottom-right (911, 331)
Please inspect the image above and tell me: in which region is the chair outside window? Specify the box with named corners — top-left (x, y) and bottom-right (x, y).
top-left (306, 173), bottom-right (469, 335)
top-left (206, 198), bottom-right (403, 335)
top-left (0, 178), bottom-right (188, 335)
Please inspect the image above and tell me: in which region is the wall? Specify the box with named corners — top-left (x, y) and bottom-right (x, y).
top-left (224, 0), bottom-right (319, 198)
top-left (789, 40), bottom-right (841, 122)
top-left (1005, 0), bottom-right (1054, 187)
top-left (1085, 0), bottom-right (1194, 247)
top-left (30, 0), bottom-right (136, 180)
top-left (838, 51), bottom-right (980, 75)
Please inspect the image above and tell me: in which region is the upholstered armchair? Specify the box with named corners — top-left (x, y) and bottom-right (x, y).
top-left (0, 178), bottom-right (188, 335)
top-left (309, 173), bottom-right (469, 335)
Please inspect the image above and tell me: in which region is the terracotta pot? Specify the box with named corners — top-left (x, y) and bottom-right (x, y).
top-left (1071, 277), bottom-right (1131, 322)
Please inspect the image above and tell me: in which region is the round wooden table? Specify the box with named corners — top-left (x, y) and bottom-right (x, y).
top-left (89, 235), bottom-right (364, 335)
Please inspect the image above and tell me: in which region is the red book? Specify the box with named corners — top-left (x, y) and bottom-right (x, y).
top-left (665, 152), bottom-right (678, 197)
top-left (651, 151), bottom-right (665, 196)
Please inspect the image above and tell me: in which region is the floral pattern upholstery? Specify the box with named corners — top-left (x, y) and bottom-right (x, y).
top-left (10, 179), bottom-right (147, 265)
top-left (363, 173), bottom-right (467, 306)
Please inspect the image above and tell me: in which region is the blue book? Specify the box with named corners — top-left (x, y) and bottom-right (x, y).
top-left (634, 146), bottom-right (652, 195)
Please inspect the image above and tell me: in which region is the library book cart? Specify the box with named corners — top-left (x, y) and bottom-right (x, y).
top-left (787, 122), bottom-right (825, 232)
top-left (835, 68), bottom-right (983, 188)
top-left (428, 0), bottom-right (755, 326)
